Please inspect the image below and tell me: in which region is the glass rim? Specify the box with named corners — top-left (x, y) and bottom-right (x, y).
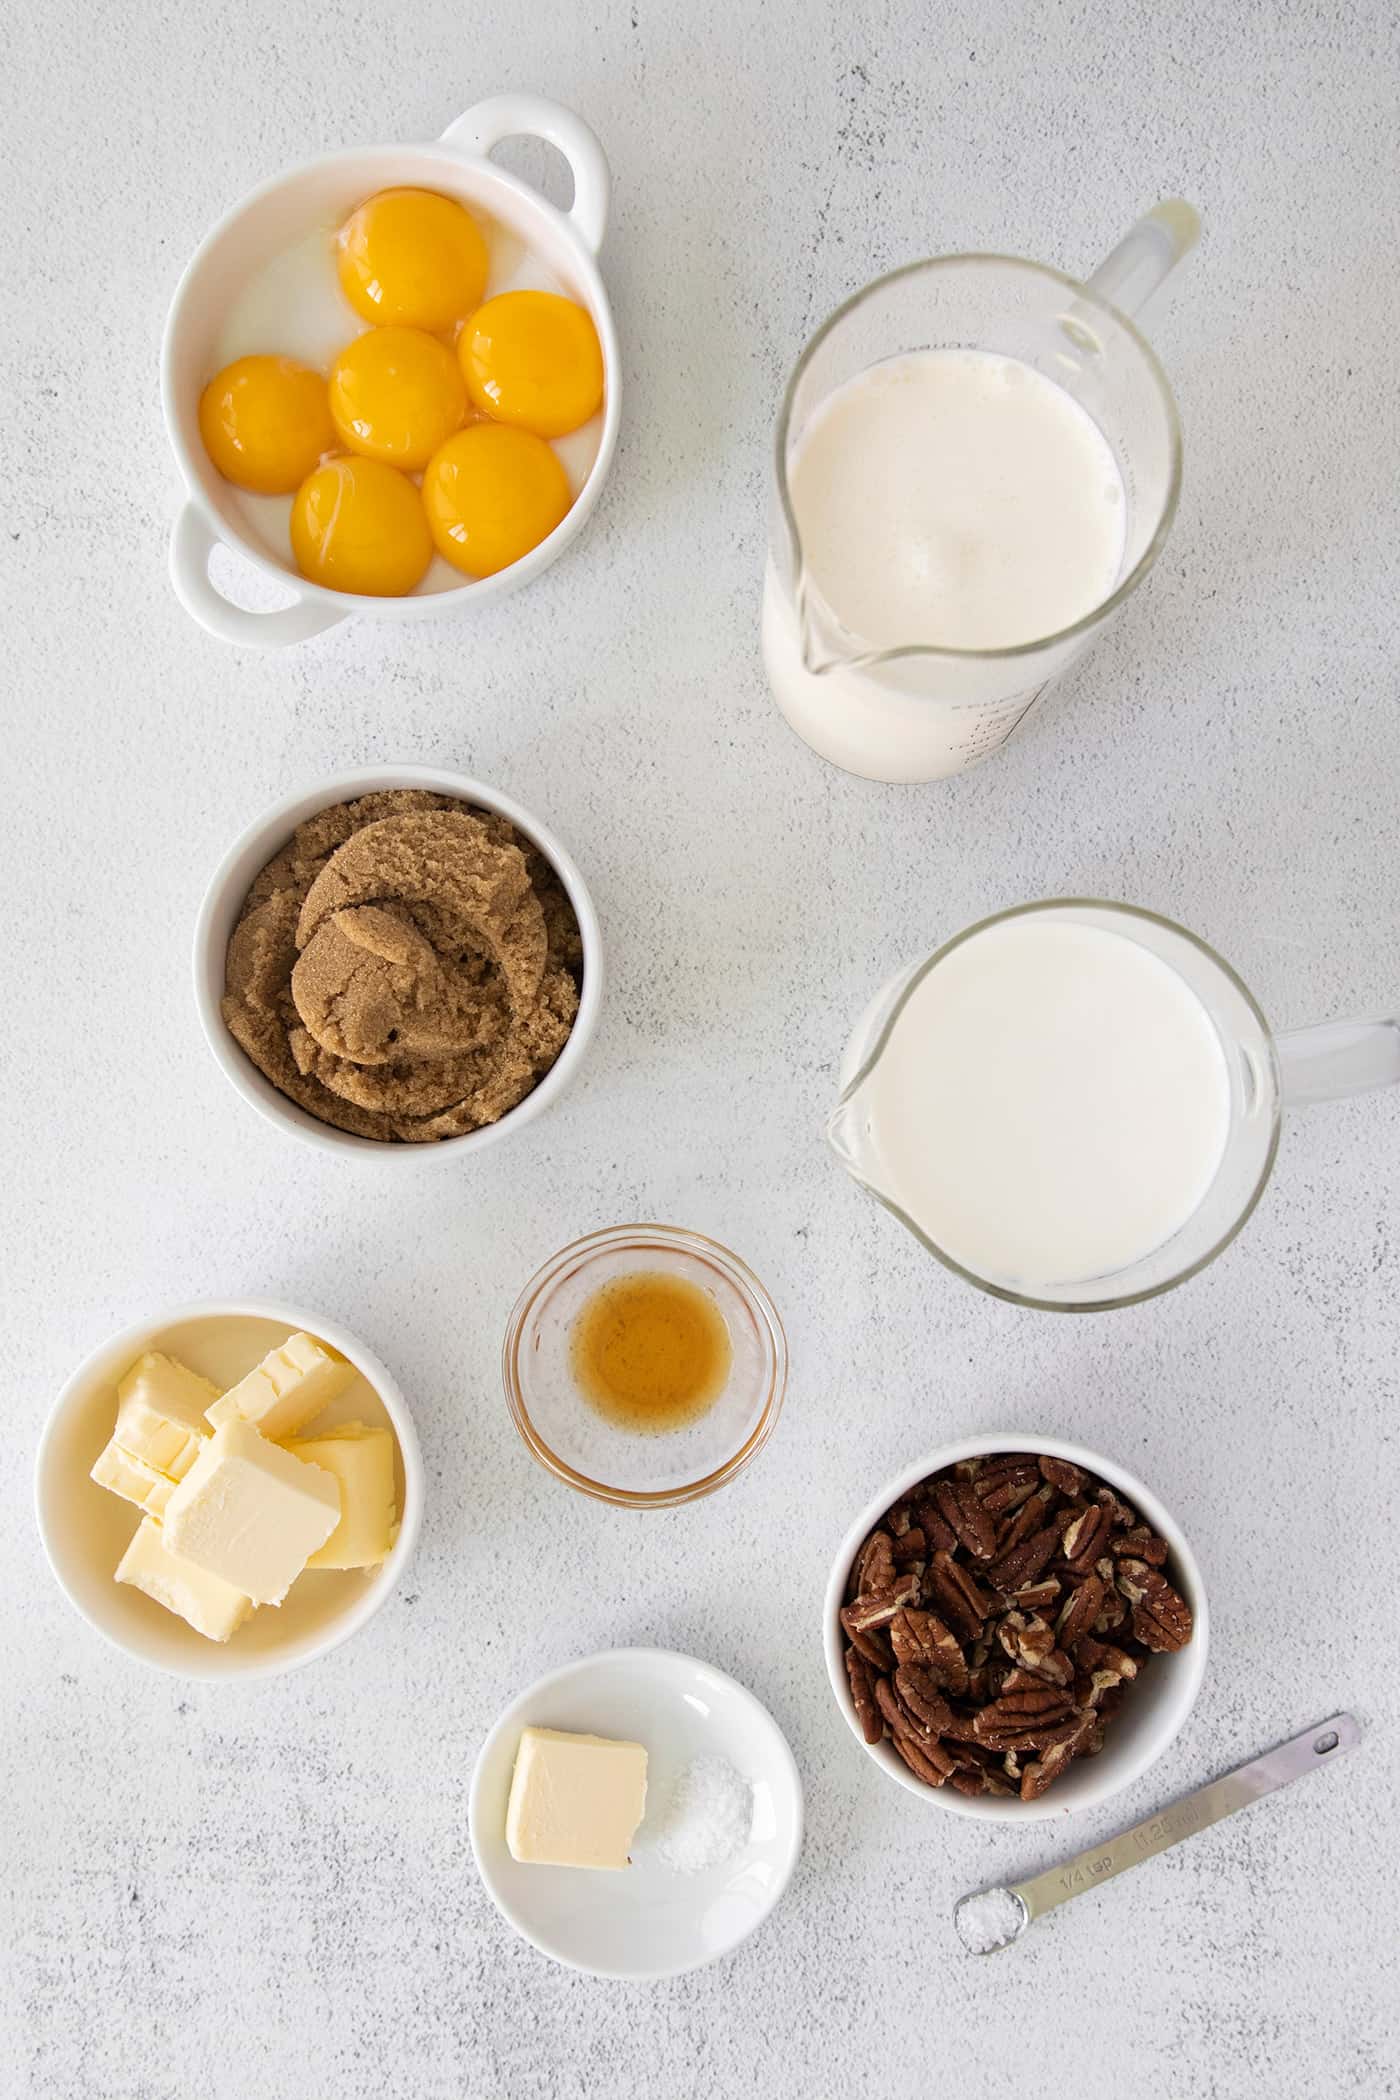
top-left (830, 898), bottom-right (1283, 1312)
top-left (773, 252), bottom-right (1185, 667)
top-left (501, 1223), bottom-right (788, 1507)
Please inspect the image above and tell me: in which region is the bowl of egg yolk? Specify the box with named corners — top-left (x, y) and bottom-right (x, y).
top-left (161, 93), bottom-right (620, 649)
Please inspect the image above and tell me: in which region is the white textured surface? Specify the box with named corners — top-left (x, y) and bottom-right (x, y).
top-left (3, 2), bottom-right (1399, 2095)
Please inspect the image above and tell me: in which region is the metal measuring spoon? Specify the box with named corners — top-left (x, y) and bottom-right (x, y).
top-left (954, 1711), bottom-right (1362, 1954)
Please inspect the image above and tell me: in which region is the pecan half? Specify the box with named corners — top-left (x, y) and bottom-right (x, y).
top-left (1109, 1525), bottom-right (1169, 1567)
top-left (1059, 1502), bottom-right (1113, 1573)
top-left (842, 1572), bottom-right (921, 1632)
top-left (894, 1665), bottom-right (952, 1737)
top-left (973, 1682), bottom-right (1075, 1748)
top-left (1039, 1455), bottom-right (1088, 1497)
top-left (972, 1456), bottom-right (1042, 1516)
top-left (988, 1523), bottom-right (1061, 1593)
top-left (993, 1485), bottom-right (1054, 1561)
top-left (1004, 1577), bottom-right (1061, 1614)
top-left (854, 1530), bottom-right (896, 1597)
top-left (889, 1607), bottom-right (969, 1694)
top-left (837, 1607), bottom-right (894, 1671)
top-left (933, 1478), bottom-right (997, 1560)
top-left (888, 1727), bottom-right (953, 1788)
top-left (1020, 1708), bottom-right (1096, 1800)
top-left (1096, 1485), bottom-right (1138, 1530)
top-left (844, 1644), bottom-right (881, 1744)
top-left (913, 1495), bottom-right (959, 1556)
top-left (1055, 1571), bottom-right (1106, 1650)
top-left (1115, 1559), bottom-right (1193, 1651)
top-left (890, 1526), bottom-right (927, 1570)
top-left (925, 1551), bottom-right (993, 1644)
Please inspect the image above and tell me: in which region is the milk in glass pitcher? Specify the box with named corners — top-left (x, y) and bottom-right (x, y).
top-left (762, 205), bottom-right (1198, 783)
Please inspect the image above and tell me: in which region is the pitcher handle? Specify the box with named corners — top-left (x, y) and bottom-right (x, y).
top-left (1085, 200), bottom-right (1200, 320)
top-left (1275, 1015), bottom-right (1400, 1107)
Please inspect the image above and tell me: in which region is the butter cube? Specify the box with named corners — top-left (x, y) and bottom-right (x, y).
top-left (505, 1727), bottom-right (649, 1870)
top-left (164, 1419), bottom-right (340, 1605)
top-left (90, 1443), bottom-right (178, 1519)
top-left (206, 1331), bottom-right (353, 1440)
top-left (108, 1352), bottom-right (217, 1479)
top-left (278, 1422), bottom-right (397, 1569)
top-left (115, 1517), bottom-right (253, 1643)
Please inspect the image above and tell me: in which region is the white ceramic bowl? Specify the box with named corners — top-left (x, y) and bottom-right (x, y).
top-left (823, 1434), bottom-right (1209, 1821)
top-left (34, 1298), bottom-right (424, 1681)
top-left (194, 765), bottom-right (603, 1162)
top-left (162, 92), bottom-right (620, 650)
top-left (469, 1647), bottom-right (804, 1978)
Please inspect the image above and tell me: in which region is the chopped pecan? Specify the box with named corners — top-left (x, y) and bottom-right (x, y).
top-left (844, 1645), bottom-right (881, 1745)
top-left (1093, 1585), bottom-right (1129, 1635)
top-left (894, 1665), bottom-right (952, 1738)
top-left (1039, 1455), bottom-right (1088, 1497)
top-left (889, 1607), bottom-right (969, 1694)
top-left (933, 1477), bottom-right (998, 1560)
top-left (1115, 1559), bottom-right (1193, 1651)
top-left (1055, 1572), bottom-right (1106, 1650)
top-left (996, 1611), bottom-right (1073, 1687)
top-left (925, 1551), bottom-right (992, 1643)
top-left (842, 1572), bottom-right (921, 1632)
top-left (1059, 1501), bottom-right (1113, 1573)
top-left (1004, 1577), bottom-right (1061, 1614)
top-left (1020, 1708), bottom-right (1096, 1800)
top-left (837, 1607), bottom-right (894, 1671)
top-left (987, 1522), bottom-right (1060, 1593)
top-left (886, 1502), bottom-right (913, 1538)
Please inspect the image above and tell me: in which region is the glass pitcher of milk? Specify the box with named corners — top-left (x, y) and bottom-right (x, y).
top-left (827, 900), bottom-right (1400, 1310)
top-left (763, 205), bottom-right (1198, 783)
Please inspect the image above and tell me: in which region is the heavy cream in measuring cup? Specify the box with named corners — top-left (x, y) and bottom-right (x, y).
top-left (862, 916), bottom-right (1230, 1290)
top-left (764, 350), bottom-right (1127, 779)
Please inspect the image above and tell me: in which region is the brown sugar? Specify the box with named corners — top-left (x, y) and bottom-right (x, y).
top-left (222, 791), bottom-right (583, 1143)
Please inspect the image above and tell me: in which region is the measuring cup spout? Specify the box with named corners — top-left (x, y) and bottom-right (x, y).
top-left (797, 579), bottom-right (869, 677)
top-left (826, 1087), bottom-right (873, 1181)
top-left (1085, 200), bottom-right (1200, 321)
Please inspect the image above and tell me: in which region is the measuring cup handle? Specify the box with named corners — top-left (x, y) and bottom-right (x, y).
top-left (1274, 1014), bottom-right (1400, 1107)
top-left (1086, 201), bottom-right (1200, 320)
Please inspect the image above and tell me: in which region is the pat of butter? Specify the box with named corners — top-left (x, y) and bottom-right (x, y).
top-left (90, 1442), bottom-right (178, 1519)
top-left (206, 1331), bottom-right (354, 1441)
top-left (164, 1419), bottom-right (340, 1605)
top-left (115, 1517), bottom-right (253, 1642)
top-left (505, 1727), bottom-right (649, 1870)
top-left (278, 1421), bottom-right (397, 1569)
top-left (106, 1352), bottom-right (217, 1480)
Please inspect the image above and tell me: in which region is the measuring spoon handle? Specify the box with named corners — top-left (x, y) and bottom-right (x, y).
top-left (1014, 1712), bottom-right (1362, 1925)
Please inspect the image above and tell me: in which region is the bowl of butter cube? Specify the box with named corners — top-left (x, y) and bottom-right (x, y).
top-left (35, 1298), bottom-right (423, 1678)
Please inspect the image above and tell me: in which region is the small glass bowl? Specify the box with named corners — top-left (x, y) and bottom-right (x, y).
top-left (502, 1225), bottom-right (788, 1507)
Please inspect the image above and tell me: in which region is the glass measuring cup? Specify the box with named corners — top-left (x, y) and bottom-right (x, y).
top-left (762, 204), bottom-right (1198, 783)
top-left (827, 900), bottom-right (1400, 1311)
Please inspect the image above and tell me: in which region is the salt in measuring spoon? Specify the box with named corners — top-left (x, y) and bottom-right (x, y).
top-left (954, 1711), bottom-right (1362, 1955)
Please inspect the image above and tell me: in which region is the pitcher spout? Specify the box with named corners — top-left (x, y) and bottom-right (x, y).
top-left (798, 578), bottom-right (869, 677)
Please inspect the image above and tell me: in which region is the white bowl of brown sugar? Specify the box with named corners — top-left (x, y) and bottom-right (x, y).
top-left (194, 767), bottom-right (602, 1160)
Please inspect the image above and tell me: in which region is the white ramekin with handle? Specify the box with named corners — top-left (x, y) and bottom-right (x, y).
top-left (161, 94), bottom-right (619, 650)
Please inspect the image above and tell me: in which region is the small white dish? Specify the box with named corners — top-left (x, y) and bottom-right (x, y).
top-left (194, 765), bottom-right (603, 1163)
top-left (469, 1647), bottom-right (804, 1978)
top-left (823, 1434), bottom-right (1209, 1821)
top-left (162, 91), bottom-right (620, 650)
top-left (35, 1298), bottom-right (423, 1681)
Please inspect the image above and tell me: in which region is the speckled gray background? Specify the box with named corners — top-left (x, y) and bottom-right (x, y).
top-left (4, 1), bottom-right (1399, 2094)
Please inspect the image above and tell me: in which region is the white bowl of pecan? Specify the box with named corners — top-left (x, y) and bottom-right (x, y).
top-left (824, 1436), bottom-right (1208, 1820)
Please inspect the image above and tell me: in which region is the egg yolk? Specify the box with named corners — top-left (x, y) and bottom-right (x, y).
top-left (459, 292), bottom-right (605, 439)
top-left (421, 425), bottom-right (571, 578)
top-left (290, 457), bottom-right (433, 597)
top-left (328, 327), bottom-right (466, 472)
top-left (199, 356), bottom-right (334, 494)
top-left (336, 188), bottom-right (488, 332)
